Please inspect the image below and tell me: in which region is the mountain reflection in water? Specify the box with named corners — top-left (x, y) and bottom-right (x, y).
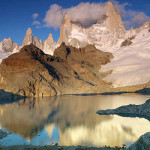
top-left (0, 94), bottom-right (150, 147)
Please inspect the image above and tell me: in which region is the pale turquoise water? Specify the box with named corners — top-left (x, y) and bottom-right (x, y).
top-left (0, 94), bottom-right (150, 147)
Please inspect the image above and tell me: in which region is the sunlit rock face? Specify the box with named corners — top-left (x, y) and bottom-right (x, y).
top-left (103, 2), bottom-right (125, 34)
top-left (22, 28), bottom-right (34, 46)
top-left (0, 94), bottom-right (150, 147)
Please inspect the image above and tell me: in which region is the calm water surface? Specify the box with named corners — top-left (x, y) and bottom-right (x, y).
top-left (0, 94), bottom-right (150, 147)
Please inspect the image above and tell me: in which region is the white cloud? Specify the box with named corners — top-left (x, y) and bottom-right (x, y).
top-left (32, 20), bottom-right (40, 25)
top-left (64, 3), bottom-right (105, 27)
top-left (43, 1), bottom-right (150, 29)
top-left (32, 13), bottom-right (39, 19)
top-left (111, 0), bottom-right (150, 28)
top-left (44, 4), bottom-right (64, 28)
top-left (36, 26), bottom-right (40, 29)
top-left (111, 0), bottom-right (130, 17)
top-left (43, 3), bottom-right (105, 28)
top-left (125, 11), bottom-right (150, 28)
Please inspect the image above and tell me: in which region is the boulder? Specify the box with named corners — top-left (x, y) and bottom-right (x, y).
top-left (128, 132), bottom-right (150, 150)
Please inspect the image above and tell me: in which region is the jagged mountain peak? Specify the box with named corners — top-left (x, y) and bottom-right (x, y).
top-left (26, 28), bottom-right (32, 35)
top-left (103, 1), bottom-right (125, 33)
top-left (63, 13), bottom-right (71, 26)
top-left (47, 33), bottom-right (54, 42)
top-left (105, 1), bottom-right (114, 9)
top-left (8, 37), bottom-right (12, 42)
top-left (22, 27), bottom-right (34, 46)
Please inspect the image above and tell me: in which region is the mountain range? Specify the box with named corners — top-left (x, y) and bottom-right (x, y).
top-left (0, 1), bottom-right (150, 99)
top-left (0, 1), bottom-right (136, 57)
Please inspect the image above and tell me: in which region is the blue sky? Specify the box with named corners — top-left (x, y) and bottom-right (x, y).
top-left (0, 0), bottom-right (150, 45)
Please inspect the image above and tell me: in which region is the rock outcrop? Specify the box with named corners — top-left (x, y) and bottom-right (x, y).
top-left (121, 39), bottom-right (132, 47)
top-left (128, 132), bottom-right (150, 150)
top-left (97, 99), bottom-right (150, 120)
top-left (0, 43), bottom-right (113, 99)
top-left (103, 1), bottom-right (125, 34)
top-left (0, 129), bottom-right (9, 139)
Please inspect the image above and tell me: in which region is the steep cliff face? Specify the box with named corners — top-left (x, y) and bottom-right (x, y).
top-left (103, 1), bottom-right (125, 34)
top-left (0, 43), bottom-right (113, 99)
top-left (22, 28), bottom-right (34, 46)
top-left (58, 14), bottom-right (72, 45)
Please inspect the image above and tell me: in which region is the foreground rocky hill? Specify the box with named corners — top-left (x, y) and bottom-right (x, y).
top-left (0, 43), bottom-right (113, 99)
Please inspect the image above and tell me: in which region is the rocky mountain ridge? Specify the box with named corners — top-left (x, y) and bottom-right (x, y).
top-left (0, 28), bottom-right (57, 61)
top-left (0, 1), bottom-right (141, 57)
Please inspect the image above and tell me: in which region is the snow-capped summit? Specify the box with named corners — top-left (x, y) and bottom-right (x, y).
top-left (57, 1), bottom-right (128, 51)
top-left (0, 37), bottom-right (20, 53)
top-left (0, 37), bottom-right (21, 63)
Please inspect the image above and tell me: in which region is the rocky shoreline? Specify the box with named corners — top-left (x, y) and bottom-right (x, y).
top-left (97, 99), bottom-right (150, 120)
top-left (1, 132), bottom-right (150, 150)
top-left (0, 145), bottom-right (126, 150)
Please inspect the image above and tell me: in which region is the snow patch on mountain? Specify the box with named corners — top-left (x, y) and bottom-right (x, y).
top-left (0, 51), bottom-right (12, 63)
top-left (70, 28), bottom-right (88, 42)
top-left (101, 28), bottom-right (150, 87)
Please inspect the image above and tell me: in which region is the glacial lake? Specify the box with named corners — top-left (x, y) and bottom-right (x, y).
top-left (0, 94), bottom-right (150, 147)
